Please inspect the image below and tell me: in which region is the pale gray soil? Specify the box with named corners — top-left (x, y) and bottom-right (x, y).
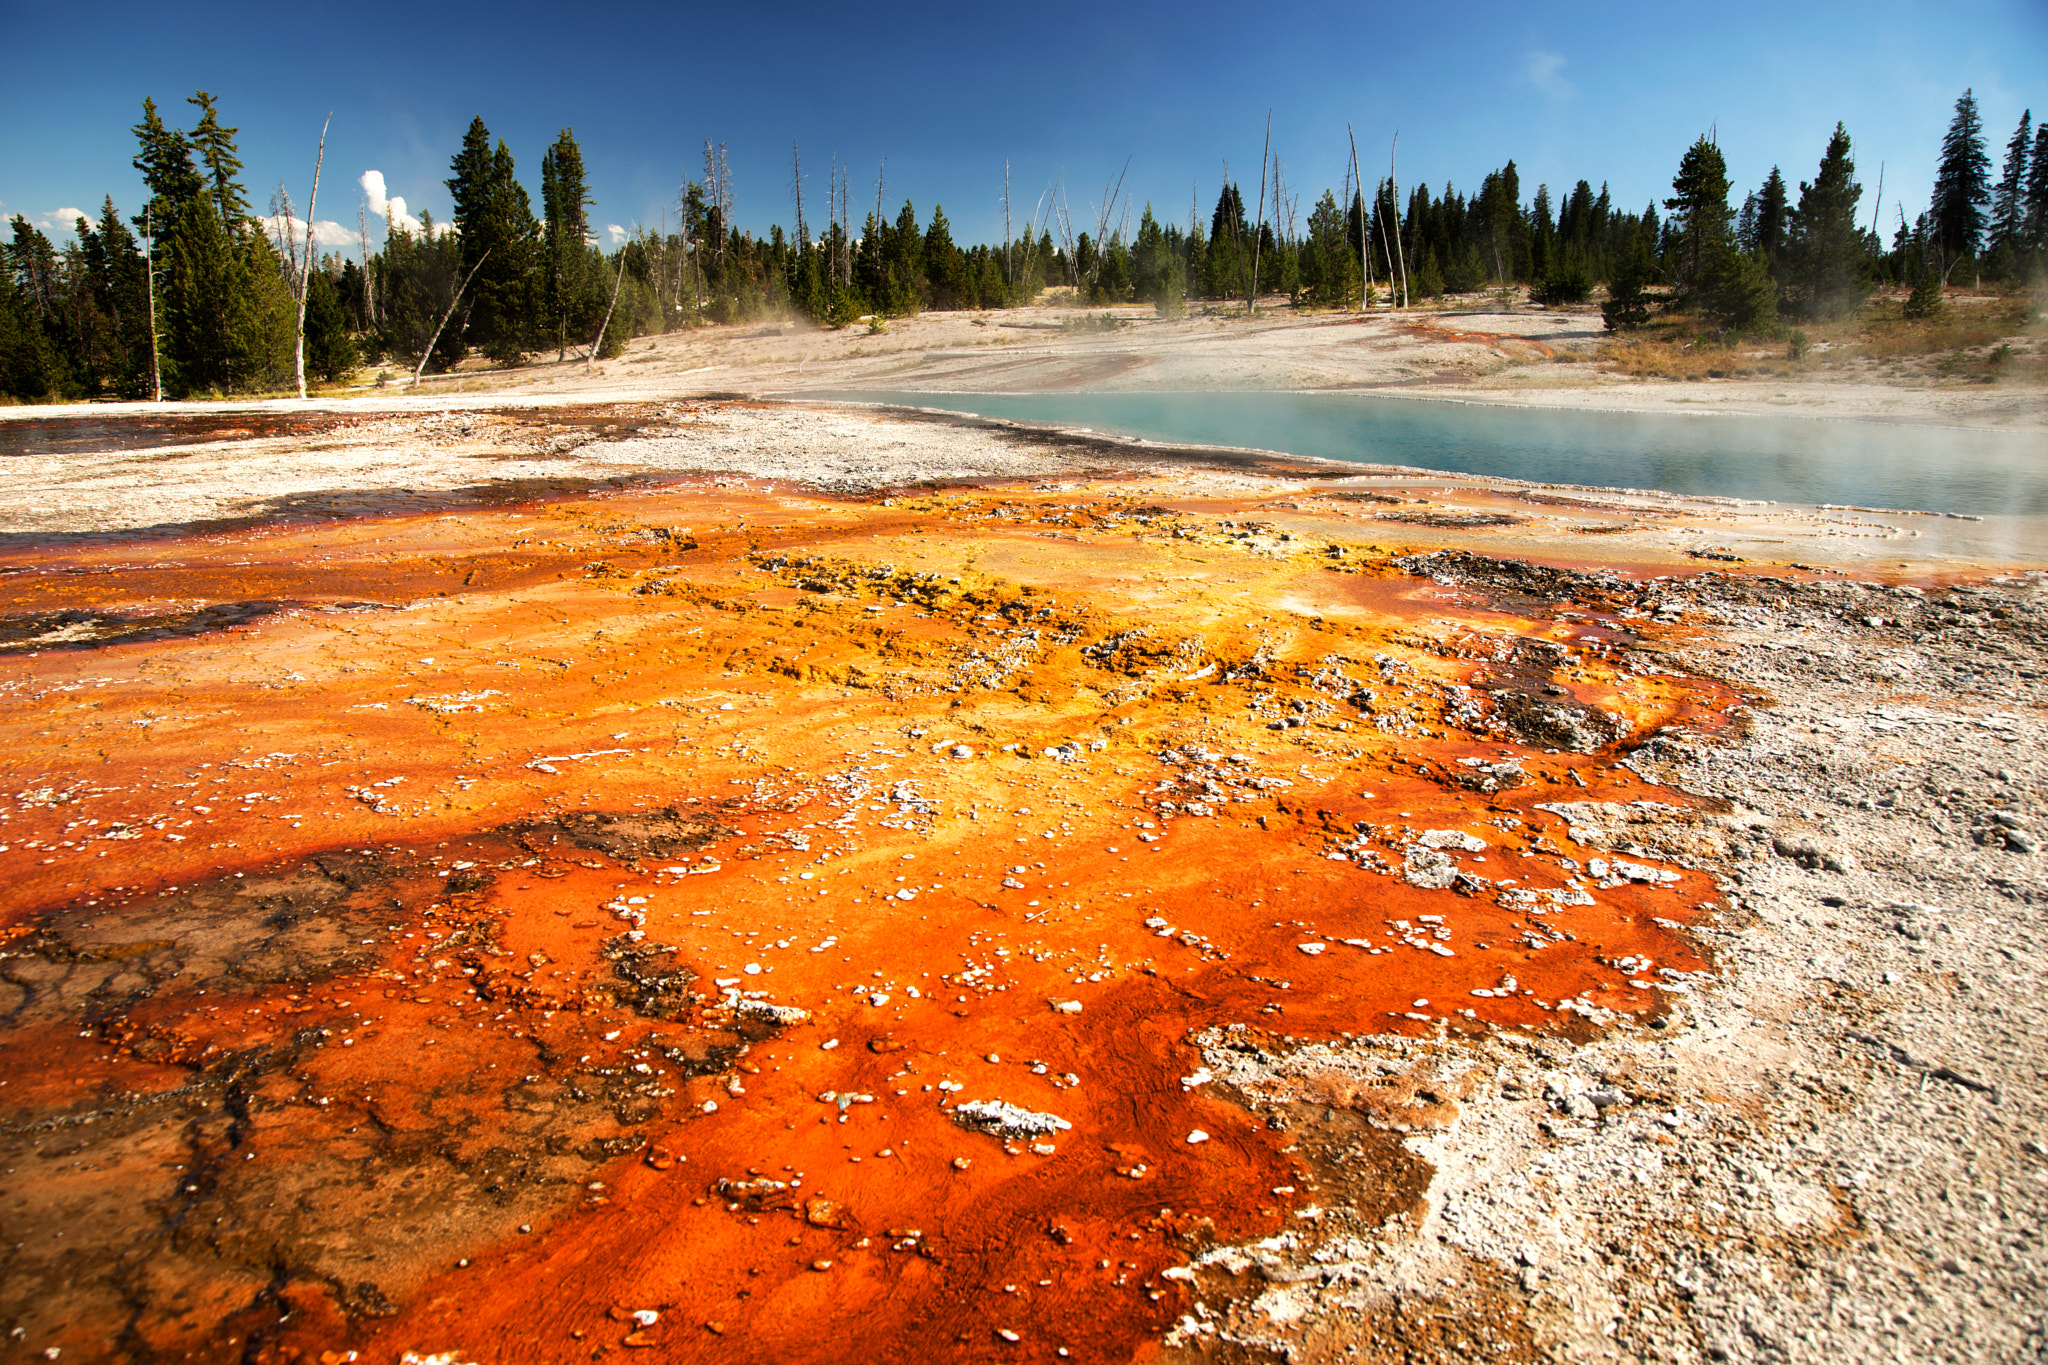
top-left (9, 299), bottom-right (2037, 434)
top-left (1164, 564), bottom-right (2048, 1365)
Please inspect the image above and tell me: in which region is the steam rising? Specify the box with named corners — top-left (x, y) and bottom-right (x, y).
top-left (359, 169), bottom-right (433, 236)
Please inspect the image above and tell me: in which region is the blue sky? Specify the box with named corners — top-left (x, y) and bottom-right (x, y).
top-left (3, 0), bottom-right (2043, 252)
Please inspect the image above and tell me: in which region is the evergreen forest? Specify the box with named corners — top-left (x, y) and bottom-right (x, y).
top-left (4, 89), bottom-right (2044, 402)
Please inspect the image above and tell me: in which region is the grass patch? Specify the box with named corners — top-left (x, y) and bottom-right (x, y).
top-left (1599, 288), bottom-right (2043, 384)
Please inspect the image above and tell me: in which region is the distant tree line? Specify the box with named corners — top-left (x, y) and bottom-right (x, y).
top-left (3, 88), bottom-right (2043, 402)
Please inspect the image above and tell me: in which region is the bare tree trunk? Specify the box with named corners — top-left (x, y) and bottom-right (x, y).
top-left (293, 115), bottom-right (331, 400)
top-left (144, 206), bottom-right (162, 402)
top-left (718, 142), bottom-right (733, 270)
top-left (413, 250), bottom-right (490, 389)
top-left (792, 140), bottom-right (806, 250)
top-left (1053, 178), bottom-right (1081, 295)
top-left (358, 196), bottom-right (376, 327)
top-left (1390, 129), bottom-right (1409, 308)
top-left (1348, 123), bottom-right (1371, 307)
top-left (1249, 111), bottom-right (1271, 312)
top-left (588, 247), bottom-right (630, 371)
top-left (1002, 159), bottom-right (1012, 296)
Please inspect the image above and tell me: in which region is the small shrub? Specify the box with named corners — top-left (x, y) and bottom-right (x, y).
top-left (1903, 270), bottom-right (1944, 319)
top-left (1787, 329), bottom-right (1809, 360)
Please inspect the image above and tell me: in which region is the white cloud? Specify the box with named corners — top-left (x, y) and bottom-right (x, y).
top-left (607, 224), bottom-right (626, 244)
top-left (38, 206), bottom-right (91, 232)
top-left (1523, 49), bottom-right (1574, 101)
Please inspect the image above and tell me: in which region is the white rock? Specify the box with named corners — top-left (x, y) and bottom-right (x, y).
top-left (1297, 942), bottom-right (1327, 956)
top-left (953, 1099), bottom-right (1072, 1138)
top-left (735, 1000), bottom-right (809, 1024)
top-left (1187, 1130), bottom-right (1210, 1144)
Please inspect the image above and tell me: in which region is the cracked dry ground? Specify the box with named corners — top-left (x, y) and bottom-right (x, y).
top-left (0, 470), bottom-right (2031, 1365)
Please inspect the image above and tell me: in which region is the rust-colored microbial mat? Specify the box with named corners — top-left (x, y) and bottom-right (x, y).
top-left (0, 468), bottom-right (1741, 1363)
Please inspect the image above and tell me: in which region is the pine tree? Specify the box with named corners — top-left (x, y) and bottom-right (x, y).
top-left (1665, 135), bottom-right (1733, 287)
top-left (922, 205), bottom-right (964, 309)
top-left (1529, 183), bottom-right (1555, 284)
top-left (1930, 88), bottom-right (1991, 271)
top-left (446, 117), bottom-right (539, 362)
top-left (1783, 123), bottom-right (1868, 320)
top-left (1903, 251), bottom-right (1944, 318)
top-left (1755, 167), bottom-right (1789, 266)
top-left (1601, 232), bottom-right (1655, 331)
top-left (131, 98), bottom-right (204, 228)
top-left (1299, 191), bottom-right (1355, 308)
top-left (1697, 246), bottom-right (1777, 332)
top-left (1989, 110), bottom-right (2031, 251)
top-left (186, 92), bottom-right (249, 226)
top-left (540, 128), bottom-right (593, 360)
top-left (303, 269), bottom-right (357, 381)
top-left (2027, 122), bottom-right (2048, 250)
top-left (90, 197), bottom-right (152, 395)
top-left (1206, 183), bottom-right (1249, 299)
top-left (0, 223), bottom-right (70, 400)
top-left (165, 194), bottom-right (239, 394)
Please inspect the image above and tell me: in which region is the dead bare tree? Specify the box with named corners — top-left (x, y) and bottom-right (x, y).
top-left (1250, 111), bottom-right (1271, 311)
top-left (1052, 176), bottom-right (1081, 294)
top-left (1025, 182), bottom-right (1053, 295)
top-left (655, 206), bottom-right (670, 317)
top-left (1390, 127), bottom-right (1409, 308)
top-left (839, 161), bottom-right (853, 288)
top-left (588, 246), bottom-right (630, 371)
top-left (283, 114), bottom-right (331, 399)
top-left (792, 140), bottom-right (807, 251)
top-left (678, 173), bottom-right (703, 317)
top-left (358, 195), bottom-right (376, 327)
top-left (1348, 123), bottom-right (1373, 307)
top-left (1002, 159), bottom-right (1012, 290)
top-left (143, 205), bottom-right (161, 401)
top-left (1094, 157), bottom-right (1131, 242)
top-left (412, 249), bottom-right (490, 389)
top-left (718, 142), bottom-right (733, 265)
top-left (1277, 156), bottom-right (1298, 246)
top-left (703, 140), bottom-right (728, 275)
